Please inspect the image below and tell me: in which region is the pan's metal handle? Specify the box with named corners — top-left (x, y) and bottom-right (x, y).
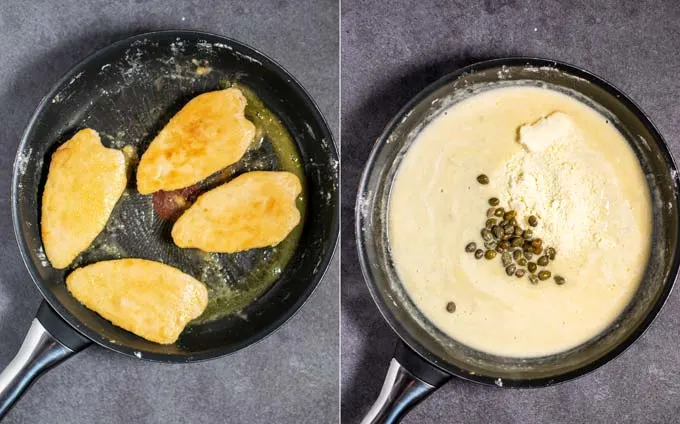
top-left (361, 342), bottom-right (451, 424)
top-left (0, 302), bottom-right (90, 419)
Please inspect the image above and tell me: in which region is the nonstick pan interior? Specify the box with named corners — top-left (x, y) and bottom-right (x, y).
top-left (357, 58), bottom-right (679, 386)
top-left (13, 31), bottom-right (338, 361)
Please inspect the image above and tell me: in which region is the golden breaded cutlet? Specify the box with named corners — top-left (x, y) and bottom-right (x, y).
top-left (66, 259), bottom-right (208, 344)
top-left (172, 171), bottom-right (302, 253)
top-left (41, 128), bottom-right (127, 269)
top-left (136, 88), bottom-right (256, 194)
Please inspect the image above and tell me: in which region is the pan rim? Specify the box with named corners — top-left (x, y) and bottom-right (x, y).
top-left (355, 56), bottom-right (680, 387)
top-left (11, 29), bottom-right (339, 363)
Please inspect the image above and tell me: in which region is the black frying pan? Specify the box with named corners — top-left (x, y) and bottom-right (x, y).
top-left (1, 30), bottom-right (338, 417)
top-left (356, 58), bottom-right (679, 423)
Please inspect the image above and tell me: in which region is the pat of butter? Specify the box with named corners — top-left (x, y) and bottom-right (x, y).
top-left (517, 111), bottom-right (576, 152)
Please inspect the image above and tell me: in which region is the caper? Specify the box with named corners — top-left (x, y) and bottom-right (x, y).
top-left (546, 247), bottom-right (556, 261)
top-left (485, 250), bottom-right (497, 259)
top-left (465, 242), bottom-right (477, 253)
top-left (488, 197), bottom-right (500, 206)
top-left (529, 274), bottom-right (539, 285)
top-left (485, 218), bottom-right (496, 229)
top-left (500, 219), bottom-right (509, 227)
top-left (531, 238), bottom-right (543, 250)
top-left (446, 301), bottom-right (456, 313)
top-left (481, 229), bottom-right (493, 241)
top-left (504, 210), bottom-right (517, 220)
top-left (513, 250), bottom-right (523, 260)
top-left (494, 208), bottom-right (505, 217)
top-left (496, 245), bottom-right (505, 253)
top-left (537, 256), bottom-right (549, 266)
top-left (474, 249), bottom-right (484, 259)
top-left (522, 229), bottom-right (533, 239)
top-left (517, 258), bottom-right (527, 267)
top-left (534, 246), bottom-right (543, 255)
top-left (504, 225), bottom-right (514, 235)
top-left (501, 233), bottom-right (511, 241)
top-left (487, 208), bottom-right (496, 218)
top-left (484, 241), bottom-right (497, 250)
top-left (554, 275), bottom-right (566, 285)
top-left (499, 240), bottom-right (510, 250)
top-left (501, 252), bottom-right (512, 266)
top-left (510, 237), bottom-right (523, 247)
top-left (492, 226), bottom-right (503, 239)
top-left (514, 226), bottom-right (523, 236)
top-left (524, 251), bottom-right (533, 260)
top-left (515, 269), bottom-right (526, 278)
top-left (523, 241), bottom-right (533, 252)
top-left (527, 262), bottom-right (537, 273)
top-left (538, 270), bottom-right (551, 281)
top-left (528, 215), bottom-right (538, 227)
top-left (506, 264), bottom-right (516, 276)
top-left (477, 174), bottom-right (489, 184)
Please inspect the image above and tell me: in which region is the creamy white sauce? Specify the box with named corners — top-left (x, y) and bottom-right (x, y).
top-left (388, 86), bottom-right (652, 358)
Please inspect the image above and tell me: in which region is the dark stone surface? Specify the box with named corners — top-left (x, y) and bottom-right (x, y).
top-left (341, 1), bottom-right (680, 423)
top-left (0, 1), bottom-right (338, 423)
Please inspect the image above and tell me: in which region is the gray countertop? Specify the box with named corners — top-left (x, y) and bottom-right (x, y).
top-left (0, 1), bottom-right (338, 423)
top-left (341, 1), bottom-right (680, 423)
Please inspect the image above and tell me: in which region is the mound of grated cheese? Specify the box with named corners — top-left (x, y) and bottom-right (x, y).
top-left (493, 112), bottom-right (613, 260)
